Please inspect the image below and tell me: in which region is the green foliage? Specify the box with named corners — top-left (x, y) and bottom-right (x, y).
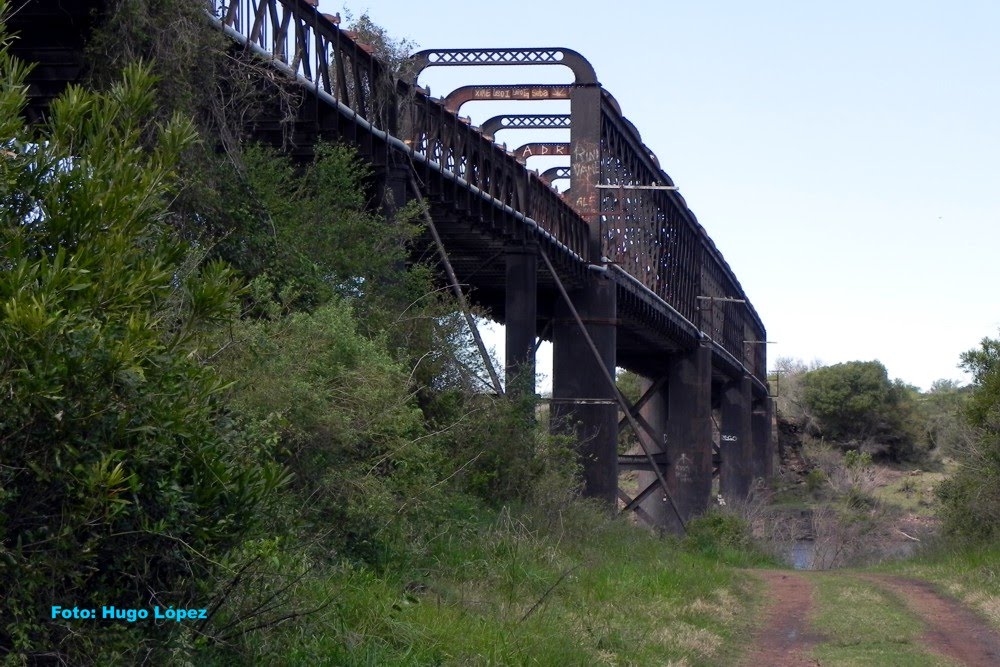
top-left (683, 510), bottom-right (774, 567)
top-left (919, 379), bottom-right (971, 453)
top-left (843, 450), bottom-right (873, 470)
top-left (187, 142), bottom-right (419, 318)
top-left (960, 335), bottom-right (1000, 428)
top-left (802, 360), bottom-right (918, 460)
top-left (210, 298), bottom-right (441, 567)
top-left (806, 467), bottom-right (828, 493)
top-left (938, 332), bottom-right (1000, 541)
top-left (0, 44), bottom-right (284, 661)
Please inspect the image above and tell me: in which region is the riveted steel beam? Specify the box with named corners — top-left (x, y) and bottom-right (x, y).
top-left (481, 114), bottom-right (571, 139)
top-left (443, 84), bottom-right (572, 113)
top-left (512, 142), bottom-right (570, 162)
top-left (409, 47), bottom-right (598, 85)
top-left (540, 166), bottom-right (571, 185)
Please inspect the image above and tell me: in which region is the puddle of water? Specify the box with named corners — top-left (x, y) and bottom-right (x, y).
top-left (785, 538), bottom-right (919, 570)
top-left (791, 540), bottom-right (815, 570)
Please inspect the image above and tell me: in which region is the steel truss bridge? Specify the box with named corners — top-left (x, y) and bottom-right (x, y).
top-left (12, 0), bottom-right (773, 531)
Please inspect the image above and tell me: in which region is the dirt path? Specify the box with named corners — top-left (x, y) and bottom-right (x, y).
top-left (741, 570), bottom-right (820, 666)
top-left (861, 574), bottom-right (1000, 667)
top-left (743, 570), bottom-right (1000, 666)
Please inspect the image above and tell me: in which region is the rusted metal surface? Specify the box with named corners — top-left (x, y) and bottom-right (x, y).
top-left (540, 166), bottom-right (571, 185)
top-left (512, 142), bottom-right (570, 162)
top-left (443, 84), bottom-right (572, 113)
top-left (410, 47), bottom-right (598, 84)
top-left (19, 0), bottom-right (768, 387)
top-left (481, 114), bottom-right (571, 139)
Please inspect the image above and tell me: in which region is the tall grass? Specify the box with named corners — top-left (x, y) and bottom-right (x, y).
top-left (206, 499), bottom-right (762, 666)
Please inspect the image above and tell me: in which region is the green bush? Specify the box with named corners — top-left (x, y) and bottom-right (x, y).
top-left (682, 510), bottom-right (772, 566)
top-left (938, 333), bottom-right (1000, 541)
top-left (806, 468), bottom-right (828, 493)
top-left (0, 40), bottom-right (285, 660)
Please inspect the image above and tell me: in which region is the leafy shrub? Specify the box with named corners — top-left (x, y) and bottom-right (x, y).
top-left (0, 48), bottom-right (284, 659)
top-left (806, 468), bottom-right (828, 493)
top-left (685, 508), bottom-right (753, 555)
top-left (938, 334), bottom-right (1000, 541)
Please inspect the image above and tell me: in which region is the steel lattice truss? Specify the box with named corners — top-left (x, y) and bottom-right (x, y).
top-left (481, 114), bottom-right (571, 138)
top-left (419, 49), bottom-right (566, 65)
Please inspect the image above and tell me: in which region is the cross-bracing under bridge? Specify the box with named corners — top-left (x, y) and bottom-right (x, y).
top-left (11, 0), bottom-right (773, 532)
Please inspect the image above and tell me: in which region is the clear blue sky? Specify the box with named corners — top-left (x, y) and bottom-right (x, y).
top-left (332, 0), bottom-right (1000, 390)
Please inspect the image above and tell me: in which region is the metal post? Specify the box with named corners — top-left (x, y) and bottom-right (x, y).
top-left (408, 174), bottom-right (504, 396)
top-left (541, 246), bottom-right (683, 529)
top-left (569, 81), bottom-right (603, 263)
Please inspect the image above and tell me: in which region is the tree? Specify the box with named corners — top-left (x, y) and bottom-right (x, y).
top-left (0, 22), bottom-right (284, 659)
top-left (938, 333), bottom-right (1000, 540)
top-left (801, 360), bottom-right (916, 459)
top-left (960, 336), bottom-right (1000, 428)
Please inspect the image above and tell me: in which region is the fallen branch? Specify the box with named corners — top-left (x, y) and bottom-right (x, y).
top-left (519, 564), bottom-right (581, 624)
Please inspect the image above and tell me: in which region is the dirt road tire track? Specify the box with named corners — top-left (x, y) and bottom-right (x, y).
top-left (860, 574), bottom-right (1000, 667)
top-left (741, 570), bottom-right (821, 666)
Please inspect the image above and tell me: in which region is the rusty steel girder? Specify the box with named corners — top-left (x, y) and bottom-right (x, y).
top-left (480, 114), bottom-right (571, 139)
top-left (443, 84), bottom-right (572, 113)
top-left (512, 142), bottom-right (570, 162)
top-left (541, 166), bottom-right (571, 185)
top-left (409, 47), bottom-right (598, 85)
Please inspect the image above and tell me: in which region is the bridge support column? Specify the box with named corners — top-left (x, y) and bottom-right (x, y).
top-left (752, 395), bottom-right (775, 483)
top-left (505, 244), bottom-right (537, 396)
top-left (635, 377), bottom-right (671, 525)
top-left (663, 346), bottom-right (713, 532)
top-left (551, 275), bottom-right (617, 503)
top-left (719, 375), bottom-right (753, 504)
top-left (378, 165), bottom-right (410, 217)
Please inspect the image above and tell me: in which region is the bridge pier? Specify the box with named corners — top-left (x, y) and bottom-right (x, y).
top-left (719, 375), bottom-right (753, 504)
top-left (663, 346), bottom-right (714, 532)
top-left (752, 394), bottom-right (774, 483)
top-left (633, 348), bottom-right (714, 532)
top-left (635, 376), bottom-right (670, 526)
top-left (377, 164), bottom-right (410, 217)
top-left (504, 243), bottom-right (537, 396)
top-left (551, 274), bottom-right (618, 503)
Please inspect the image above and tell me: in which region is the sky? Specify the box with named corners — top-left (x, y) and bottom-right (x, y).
top-left (331, 0), bottom-right (1000, 391)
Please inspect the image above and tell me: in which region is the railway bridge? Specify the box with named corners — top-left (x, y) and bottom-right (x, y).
top-left (11, 0), bottom-right (773, 532)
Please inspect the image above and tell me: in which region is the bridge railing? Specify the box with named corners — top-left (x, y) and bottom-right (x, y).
top-left (400, 92), bottom-right (590, 259)
top-left (213, 0), bottom-right (391, 127)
